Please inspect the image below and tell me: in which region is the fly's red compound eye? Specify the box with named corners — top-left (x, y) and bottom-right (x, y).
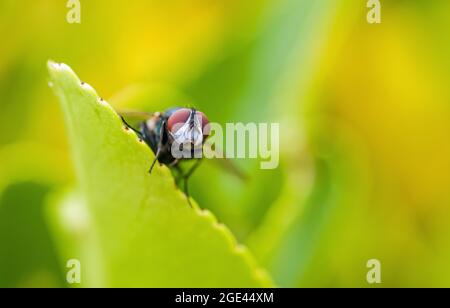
top-left (167, 108), bottom-right (191, 133)
top-left (198, 112), bottom-right (210, 136)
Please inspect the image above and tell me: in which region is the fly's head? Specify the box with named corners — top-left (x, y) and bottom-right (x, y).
top-left (167, 108), bottom-right (210, 150)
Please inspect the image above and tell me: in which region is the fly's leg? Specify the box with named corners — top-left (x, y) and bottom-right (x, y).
top-left (173, 160), bottom-right (202, 208)
top-left (148, 147), bottom-right (161, 174)
top-left (183, 159), bottom-right (202, 182)
top-left (184, 181), bottom-right (192, 208)
top-left (121, 115), bottom-right (159, 173)
top-left (148, 119), bottom-right (167, 174)
top-left (183, 159), bottom-right (203, 207)
top-left (173, 164), bottom-right (184, 187)
top-left (120, 116), bottom-right (144, 138)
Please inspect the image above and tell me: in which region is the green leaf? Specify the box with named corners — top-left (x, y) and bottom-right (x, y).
top-left (0, 181), bottom-right (65, 288)
top-left (0, 143), bottom-right (70, 288)
top-left (47, 61), bottom-right (273, 287)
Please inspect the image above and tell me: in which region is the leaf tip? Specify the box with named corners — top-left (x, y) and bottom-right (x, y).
top-left (47, 60), bottom-right (81, 86)
top-left (47, 60), bottom-right (101, 102)
top-left (47, 60), bottom-right (72, 76)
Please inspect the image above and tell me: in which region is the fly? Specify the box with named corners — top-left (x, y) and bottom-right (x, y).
top-left (120, 107), bottom-right (210, 206)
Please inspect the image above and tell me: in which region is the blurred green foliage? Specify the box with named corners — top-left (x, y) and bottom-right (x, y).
top-left (1, 0), bottom-right (450, 287)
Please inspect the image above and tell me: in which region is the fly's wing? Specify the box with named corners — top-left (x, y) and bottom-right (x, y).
top-left (118, 110), bottom-right (154, 121)
top-left (117, 109), bottom-right (154, 130)
top-left (202, 143), bottom-right (248, 181)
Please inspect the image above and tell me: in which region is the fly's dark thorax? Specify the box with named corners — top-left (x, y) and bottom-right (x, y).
top-left (141, 113), bottom-right (176, 165)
